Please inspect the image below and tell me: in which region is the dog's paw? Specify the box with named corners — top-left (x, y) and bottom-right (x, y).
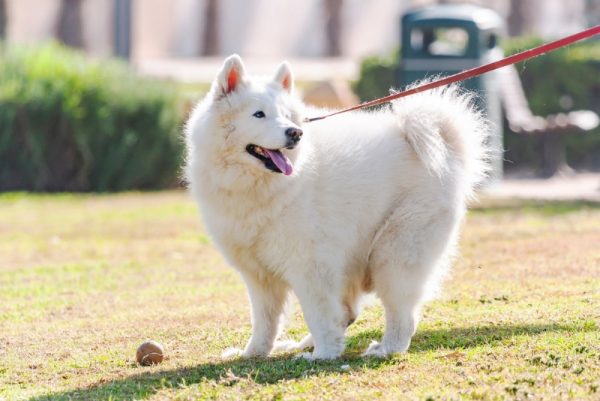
top-left (362, 341), bottom-right (390, 358)
top-left (363, 340), bottom-right (408, 358)
top-left (223, 345), bottom-right (272, 359)
top-left (273, 334), bottom-right (314, 353)
top-left (272, 340), bottom-right (301, 353)
top-left (298, 351), bottom-right (315, 361)
top-left (297, 350), bottom-right (340, 361)
top-left (221, 347), bottom-right (245, 359)
top-left (297, 334), bottom-right (314, 350)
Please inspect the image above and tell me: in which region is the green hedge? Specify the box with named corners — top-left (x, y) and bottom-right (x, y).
top-left (353, 49), bottom-right (399, 105)
top-left (353, 37), bottom-right (600, 170)
top-left (0, 43), bottom-right (184, 192)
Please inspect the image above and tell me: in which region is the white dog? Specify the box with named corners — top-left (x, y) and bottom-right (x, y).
top-left (185, 55), bottom-right (489, 359)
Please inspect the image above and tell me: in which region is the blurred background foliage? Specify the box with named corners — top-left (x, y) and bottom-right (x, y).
top-left (502, 38), bottom-right (600, 171)
top-left (353, 37), bottom-right (600, 171)
top-left (1, 36), bottom-right (599, 192)
top-left (0, 42), bottom-right (184, 192)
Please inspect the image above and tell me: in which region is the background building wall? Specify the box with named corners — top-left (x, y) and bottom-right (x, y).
top-left (2, 0), bottom-right (596, 61)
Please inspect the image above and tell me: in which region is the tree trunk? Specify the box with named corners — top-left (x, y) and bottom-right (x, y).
top-left (202, 0), bottom-right (219, 56)
top-left (113, 0), bottom-right (131, 59)
top-left (507, 0), bottom-right (526, 36)
top-left (0, 0), bottom-right (7, 40)
top-left (56, 0), bottom-right (84, 48)
top-left (324, 0), bottom-right (343, 56)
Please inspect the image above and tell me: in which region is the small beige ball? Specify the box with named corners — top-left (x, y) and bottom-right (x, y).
top-left (136, 341), bottom-right (164, 366)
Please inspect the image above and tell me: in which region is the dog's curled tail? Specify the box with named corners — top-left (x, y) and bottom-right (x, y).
top-left (392, 84), bottom-right (492, 199)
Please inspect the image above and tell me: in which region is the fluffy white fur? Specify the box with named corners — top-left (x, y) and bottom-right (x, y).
top-left (185, 55), bottom-right (490, 360)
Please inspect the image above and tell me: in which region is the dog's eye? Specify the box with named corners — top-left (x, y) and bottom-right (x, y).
top-left (253, 111), bottom-right (266, 119)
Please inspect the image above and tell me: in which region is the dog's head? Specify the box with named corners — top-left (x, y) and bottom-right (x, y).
top-left (195, 55), bottom-right (305, 178)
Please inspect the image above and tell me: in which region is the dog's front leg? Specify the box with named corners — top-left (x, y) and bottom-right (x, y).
top-left (290, 271), bottom-right (346, 360)
top-left (223, 271), bottom-right (289, 359)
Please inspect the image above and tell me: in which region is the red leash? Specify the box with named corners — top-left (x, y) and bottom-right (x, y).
top-left (305, 25), bottom-right (600, 123)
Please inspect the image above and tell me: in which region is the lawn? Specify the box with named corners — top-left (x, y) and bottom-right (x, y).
top-left (0, 191), bottom-right (598, 401)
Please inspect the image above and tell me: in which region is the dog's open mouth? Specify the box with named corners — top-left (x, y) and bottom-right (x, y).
top-left (246, 144), bottom-right (293, 176)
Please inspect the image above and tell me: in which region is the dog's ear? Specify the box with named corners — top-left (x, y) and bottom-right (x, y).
top-left (215, 54), bottom-right (247, 97)
top-left (273, 61), bottom-right (293, 93)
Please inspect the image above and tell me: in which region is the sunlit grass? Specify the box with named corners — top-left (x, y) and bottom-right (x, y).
top-left (0, 191), bottom-right (598, 400)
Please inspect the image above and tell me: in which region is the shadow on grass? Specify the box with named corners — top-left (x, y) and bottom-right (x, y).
top-left (30, 322), bottom-right (596, 401)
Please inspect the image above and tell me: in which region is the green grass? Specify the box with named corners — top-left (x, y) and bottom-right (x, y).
top-left (0, 191), bottom-right (598, 401)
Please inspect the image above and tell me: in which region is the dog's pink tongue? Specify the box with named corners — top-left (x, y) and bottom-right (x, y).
top-left (265, 149), bottom-right (293, 176)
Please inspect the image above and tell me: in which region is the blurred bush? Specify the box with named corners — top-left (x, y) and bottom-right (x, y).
top-left (0, 43), bottom-right (184, 192)
top-left (352, 49), bottom-right (399, 105)
top-left (502, 37), bottom-right (600, 170)
top-left (353, 38), bottom-right (600, 171)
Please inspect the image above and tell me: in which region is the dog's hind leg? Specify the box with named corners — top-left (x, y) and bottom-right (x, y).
top-left (288, 267), bottom-right (348, 360)
top-left (223, 271), bottom-right (290, 359)
top-left (280, 288), bottom-right (362, 354)
top-left (363, 208), bottom-right (461, 357)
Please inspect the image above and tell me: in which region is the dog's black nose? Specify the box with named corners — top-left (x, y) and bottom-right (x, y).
top-left (285, 127), bottom-right (303, 143)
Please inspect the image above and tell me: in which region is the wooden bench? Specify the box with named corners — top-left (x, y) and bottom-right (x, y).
top-left (498, 65), bottom-right (599, 176)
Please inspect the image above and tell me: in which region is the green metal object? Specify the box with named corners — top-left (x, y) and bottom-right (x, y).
top-left (399, 4), bottom-right (505, 182)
